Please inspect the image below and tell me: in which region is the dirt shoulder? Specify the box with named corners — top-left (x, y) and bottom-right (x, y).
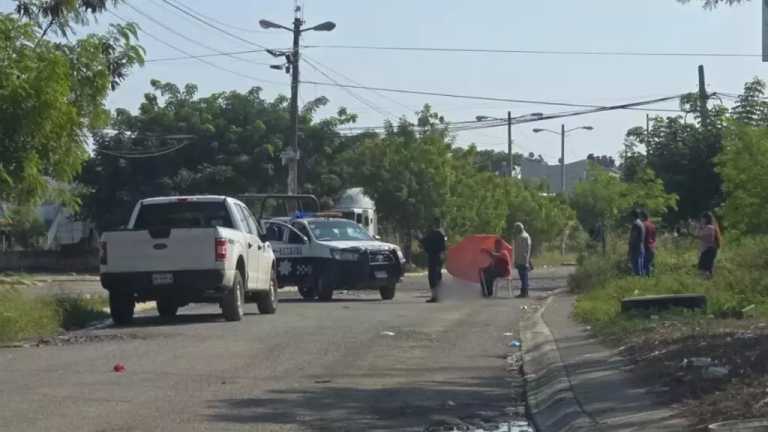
top-left (602, 317), bottom-right (768, 430)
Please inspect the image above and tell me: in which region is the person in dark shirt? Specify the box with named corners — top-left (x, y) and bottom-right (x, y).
top-left (480, 238), bottom-right (511, 298)
top-left (640, 210), bottom-right (657, 277)
top-left (420, 217), bottom-right (447, 303)
top-left (628, 209), bottom-right (646, 276)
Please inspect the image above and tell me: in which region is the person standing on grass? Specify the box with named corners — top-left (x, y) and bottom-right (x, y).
top-left (513, 223), bottom-right (532, 298)
top-left (628, 209), bottom-right (646, 276)
top-left (698, 212), bottom-right (721, 278)
top-left (480, 238), bottom-right (512, 298)
top-left (640, 210), bottom-right (657, 276)
top-left (420, 217), bottom-right (447, 303)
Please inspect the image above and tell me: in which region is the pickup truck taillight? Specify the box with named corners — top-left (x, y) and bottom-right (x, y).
top-left (99, 241), bottom-right (108, 265)
top-left (215, 238), bottom-right (228, 261)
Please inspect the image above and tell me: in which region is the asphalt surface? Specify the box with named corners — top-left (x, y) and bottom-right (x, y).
top-left (0, 268), bottom-right (570, 432)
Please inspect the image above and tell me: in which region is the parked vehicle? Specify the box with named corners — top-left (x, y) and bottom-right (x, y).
top-left (263, 214), bottom-right (405, 301)
top-left (99, 196), bottom-right (278, 324)
top-left (333, 188), bottom-right (377, 237)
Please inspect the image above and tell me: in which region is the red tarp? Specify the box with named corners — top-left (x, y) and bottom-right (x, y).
top-left (446, 235), bottom-right (514, 283)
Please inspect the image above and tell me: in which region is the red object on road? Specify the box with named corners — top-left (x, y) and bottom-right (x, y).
top-left (446, 235), bottom-right (514, 283)
top-left (113, 363), bottom-right (126, 373)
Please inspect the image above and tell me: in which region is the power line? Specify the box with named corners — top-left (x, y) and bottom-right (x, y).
top-left (109, 11), bottom-right (285, 86)
top-left (303, 55), bottom-right (416, 113)
top-left (159, 0), bottom-right (270, 50)
top-left (302, 44), bottom-right (763, 58)
top-left (145, 52), bottom-right (273, 65)
top-left (301, 80), bottom-right (684, 113)
top-left (164, 0), bottom-right (275, 34)
top-left (302, 57), bottom-right (394, 117)
top-left (123, 2), bottom-right (256, 66)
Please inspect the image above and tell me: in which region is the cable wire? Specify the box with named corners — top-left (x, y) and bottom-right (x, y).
top-left (302, 57), bottom-right (393, 117)
top-left (301, 80), bottom-right (684, 113)
top-left (302, 44), bottom-right (763, 58)
top-left (159, 0), bottom-right (270, 50)
top-left (123, 2), bottom-right (257, 66)
top-left (109, 10), bottom-right (285, 86)
top-left (165, 0), bottom-right (275, 34)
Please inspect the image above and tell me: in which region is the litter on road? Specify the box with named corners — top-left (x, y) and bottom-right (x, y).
top-left (509, 340), bottom-right (522, 348)
top-left (380, 331), bottom-right (396, 336)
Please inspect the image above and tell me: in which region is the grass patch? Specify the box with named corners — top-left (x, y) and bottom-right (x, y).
top-left (534, 249), bottom-right (578, 267)
top-left (572, 235), bottom-right (768, 331)
top-left (0, 287), bottom-right (109, 344)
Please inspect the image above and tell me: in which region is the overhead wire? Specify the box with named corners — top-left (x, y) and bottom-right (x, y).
top-left (159, 0), bottom-right (270, 50)
top-left (109, 10), bottom-right (285, 86)
top-left (301, 57), bottom-right (394, 117)
top-left (301, 80), bottom-right (684, 113)
top-left (303, 54), bottom-right (417, 113)
top-left (94, 141), bottom-right (191, 159)
top-left (301, 44), bottom-right (764, 58)
top-left (163, 0), bottom-right (275, 34)
top-left (123, 2), bottom-right (257, 66)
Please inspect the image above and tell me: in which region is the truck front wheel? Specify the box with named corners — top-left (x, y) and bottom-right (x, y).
top-left (317, 273), bottom-right (334, 302)
top-left (379, 283), bottom-right (397, 300)
top-left (109, 291), bottom-right (135, 325)
top-left (222, 271), bottom-right (245, 322)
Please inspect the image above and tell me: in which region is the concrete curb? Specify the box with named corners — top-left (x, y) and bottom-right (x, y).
top-left (521, 295), bottom-right (599, 432)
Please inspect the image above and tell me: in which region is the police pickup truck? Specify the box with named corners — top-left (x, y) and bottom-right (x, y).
top-left (99, 196), bottom-right (278, 324)
top-left (263, 214), bottom-right (405, 301)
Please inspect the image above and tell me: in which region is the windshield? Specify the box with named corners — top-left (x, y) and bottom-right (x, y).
top-left (307, 219), bottom-right (372, 241)
top-left (133, 201), bottom-right (233, 229)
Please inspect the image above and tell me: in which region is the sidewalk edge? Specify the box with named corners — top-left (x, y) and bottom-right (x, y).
top-left (521, 294), bottom-right (598, 432)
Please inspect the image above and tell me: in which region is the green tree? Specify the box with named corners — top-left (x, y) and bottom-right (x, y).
top-left (732, 77), bottom-right (768, 127)
top-left (717, 125), bottom-right (768, 234)
top-left (0, 7), bottom-right (143, 206)
top-left (570, 164), bottom-right (677, 231)
top-left (80, 80), bottom-right (356, 229)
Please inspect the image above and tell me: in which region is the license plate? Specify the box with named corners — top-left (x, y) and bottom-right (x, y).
top-left (152, 273), bottom-right (174, 285)
top-left (374, 271), bottom-right (388, 279)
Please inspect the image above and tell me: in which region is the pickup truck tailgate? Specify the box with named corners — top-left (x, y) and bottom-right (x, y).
top-left (103, 229), bottom-right (220, 273)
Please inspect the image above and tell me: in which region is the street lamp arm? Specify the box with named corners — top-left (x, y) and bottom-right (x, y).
top-left (303, 21), bottom-right (336, 32)
top-left (564, 126), bottom-right (595, 134)
top-left (259, 19), bottom-right (292, 31)
top-left (532, 128), bottom-right (560, 136)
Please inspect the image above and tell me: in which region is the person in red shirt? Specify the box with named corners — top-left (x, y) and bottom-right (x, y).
top-left (480, 238), bottom-right (511, 297)
top-left (640, 210), bottom-right (656, 277)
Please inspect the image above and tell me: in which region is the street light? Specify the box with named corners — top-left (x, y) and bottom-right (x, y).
top-left (260, 9), bottom-right (337, 195)
top-left (532, 124), bottom-right (595, 193)
top-left (475, 112), bottom-right (543, 177)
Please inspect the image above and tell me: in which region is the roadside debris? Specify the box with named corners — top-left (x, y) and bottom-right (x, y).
top-left (314, 379), bottom-right (332, 384)
top-left (503, 332), bottom-right (515, 336)
top-left (113, 362), bottom-right (126, 373)
top-left (509, 340), bottom-right (522, 348)
top-left (380, 331), bottom-right (396, 336)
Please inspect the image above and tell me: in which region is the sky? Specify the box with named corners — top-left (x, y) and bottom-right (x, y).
top-left (5, 0), bottom-right (766, 164)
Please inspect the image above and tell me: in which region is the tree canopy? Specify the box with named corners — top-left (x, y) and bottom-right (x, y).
top-left (0, 3), bottom-right (143, 206)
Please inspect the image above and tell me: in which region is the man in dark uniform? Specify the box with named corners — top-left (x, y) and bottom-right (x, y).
top-left (420, 217), bottom-right (446, 303)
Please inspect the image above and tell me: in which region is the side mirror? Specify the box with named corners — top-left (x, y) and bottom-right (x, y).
top-left (374, 235), bottom-right (382, 241)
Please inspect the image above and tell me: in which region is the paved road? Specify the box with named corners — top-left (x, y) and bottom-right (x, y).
top-left (0, 269), bottom-right (569, 432)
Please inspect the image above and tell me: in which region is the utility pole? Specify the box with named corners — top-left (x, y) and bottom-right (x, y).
top-left (507, 111), bottom-right (513, 177)
top-left (560, 123), bottom-right (566, 194)
top-left (698, 64), bottom-right (709, 126)
top-left (260, 8), bottom-right (336, 195)
top-left (287, 12), bottom-right (302, 195)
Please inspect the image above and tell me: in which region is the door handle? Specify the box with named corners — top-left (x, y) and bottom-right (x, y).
top-left (248, 243), bottom-right (253, 249)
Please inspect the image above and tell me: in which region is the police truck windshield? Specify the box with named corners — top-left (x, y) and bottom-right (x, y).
top-left (307, 220), bottom-right (372, 241)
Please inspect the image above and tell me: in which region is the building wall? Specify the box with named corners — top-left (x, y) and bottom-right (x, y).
top-left (520, 158), bottom-right (592, 194)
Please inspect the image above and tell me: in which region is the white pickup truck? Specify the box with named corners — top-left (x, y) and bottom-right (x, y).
top-left (99, 196), bottom-right (278, 324)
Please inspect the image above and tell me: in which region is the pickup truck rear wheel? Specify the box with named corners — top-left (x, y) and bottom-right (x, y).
top-left (222, 272), bottom-right (245, 322)
top-left (380, 283), bottom-right (397, 300)
top-left (256, 269), bottom-right (278, 314)
top-left (317, 273), bottom-right (334, 302)
top-left (109, 292), bottom-right (135, 325)
top-left (156, 297), bottom-right (179, 318)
